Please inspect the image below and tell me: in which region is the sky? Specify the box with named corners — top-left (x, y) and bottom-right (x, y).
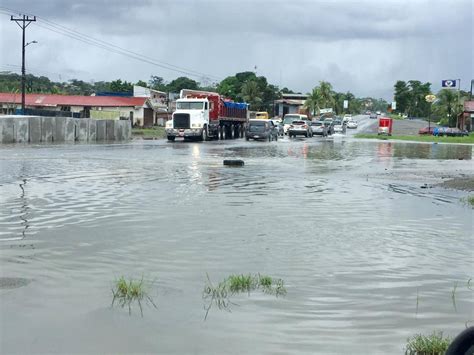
top-left (0, 0), bottom-right (472, 100)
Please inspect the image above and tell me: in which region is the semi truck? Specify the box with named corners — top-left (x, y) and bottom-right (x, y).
top-left (165, 89), bottom-right (248, 141)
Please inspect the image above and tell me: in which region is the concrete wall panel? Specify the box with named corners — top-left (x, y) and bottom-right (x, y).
top-left (41, 117), bottom-right (55, 142)
top-left (96, 120), bottom-right (106, 141)
top-left (55, 117), bottom-right (67, 142)
top-left (14, 117), bottom-right (29, 143)
top-left (76, 119), bottom-right (88, 141)
top-left (106, 120), bottom-right (115, 141)
top-left (88, 119), bottom-right (97, 141)
top-left (28, 116), bottom-right (42, 143)
top-left (65, 118), bottom-right (75, 142)
top-left (0, 117), bottom-right (15, 144)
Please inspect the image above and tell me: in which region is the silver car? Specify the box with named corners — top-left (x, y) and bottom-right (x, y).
top-left (288, 120), bottom-right (313, 138)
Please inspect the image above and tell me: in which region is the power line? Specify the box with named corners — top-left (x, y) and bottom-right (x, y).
top-left (0, 7), bottom-right (222, 82)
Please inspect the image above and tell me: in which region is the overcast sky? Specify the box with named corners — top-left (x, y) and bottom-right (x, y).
top-left (0, 0), bottom-right (472, 99)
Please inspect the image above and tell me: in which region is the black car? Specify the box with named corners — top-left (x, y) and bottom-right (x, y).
top-left (245, 119), bottom-right (278, 141)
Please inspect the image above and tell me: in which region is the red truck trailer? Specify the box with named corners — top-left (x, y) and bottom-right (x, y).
top-left (165, 89), bottom-right (248, 141)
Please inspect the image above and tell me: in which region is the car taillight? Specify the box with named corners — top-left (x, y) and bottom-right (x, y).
top-left (302, 125), bottom-right (307, 128)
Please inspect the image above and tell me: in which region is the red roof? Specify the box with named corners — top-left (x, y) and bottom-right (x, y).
top-left (464, 101), bottom-right (474, 112)
top-left (0, 93), bottom-right (147, 107)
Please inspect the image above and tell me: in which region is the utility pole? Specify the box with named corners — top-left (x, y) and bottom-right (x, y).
top-left (11, 14), bottom-right (36, 114)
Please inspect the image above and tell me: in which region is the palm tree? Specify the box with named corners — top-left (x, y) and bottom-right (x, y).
top-left (304, 87), bottom-right (321, 116)
top-left (318, 81), bottom-right (335, 110)
top-left (435, 89), bottom-right (463, 127)
top-left (240, 80), bottom-right (263, 110)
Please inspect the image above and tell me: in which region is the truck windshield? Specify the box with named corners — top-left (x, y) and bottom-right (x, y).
top-left (177, 102), bottom-right (204, 110)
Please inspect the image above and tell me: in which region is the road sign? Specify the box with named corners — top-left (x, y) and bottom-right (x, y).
top-left (343, 100), bottom-right (348, 109)
top-left (425, 94), bottom-right (436, 103)
top-left (391, 101), bottom-right (396, 110)
top-left (441, 80), bottom-right (457, 88)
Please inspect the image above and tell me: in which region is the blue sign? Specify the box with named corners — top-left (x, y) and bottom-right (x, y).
top-left (441, 80), bottom-right (457, 88)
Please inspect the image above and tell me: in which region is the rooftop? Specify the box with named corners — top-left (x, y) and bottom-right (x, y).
top-left (0, 93), bottom-right (148, 108)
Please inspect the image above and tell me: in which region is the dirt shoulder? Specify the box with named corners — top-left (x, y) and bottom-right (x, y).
top-left (437, 177), bottom-right (474, 191)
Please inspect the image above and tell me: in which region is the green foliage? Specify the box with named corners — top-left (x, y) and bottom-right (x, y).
top-left (393, 80), bottom-right (431, 117)
top-left (203, 273), bottom-right (286, 319)
top-left (109, 79), bottom-right (133, 93)
top-left (240, 80), bottom-right (263, 110)
top-left (405, 331), bottom-right (451, 355)
top-left (167, 76), bottom-right (199, 93)
top-left (432, 89), bottom-right (465, 127)
top-left (394, 80), bottom-right (410, 114)
top-left (111, 276), bottom-right (157, 317)
top-left (135, 80), bottom-right (148, 88)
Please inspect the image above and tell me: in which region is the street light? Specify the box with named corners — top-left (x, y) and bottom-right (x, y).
top-left (21, 40), bottom-right (37, 113)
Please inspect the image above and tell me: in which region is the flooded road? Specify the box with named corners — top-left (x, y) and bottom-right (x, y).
top-left (0, 134), bottom-right (473, 354)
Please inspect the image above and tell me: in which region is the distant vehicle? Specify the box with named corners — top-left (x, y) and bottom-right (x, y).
top-left (444, 127), bottom-right (469, 137)
top-left (365, 111), bottom-right (371, 115)
top-left (333, 119), bottom-right (346, 134)
top-left (246, 119), bottom-right (278, 141)
top-left (288, 120), bottom-right (312, 138)
top-left (282, 114), bottom-right (309, 135)
top-left (311, 120), bottom-right (329, 137)
top-left (323, 119), bottom-right (335, 135)
top-left (255, 111), bottom-right (269, 120)
top-left (347, 120), bottom-right (358, 129)
top-left (418, 126), bottom-right (435, 135)
top-left (376, 111), bottom-right (381, 115)
top-left (343, 114), bottom-right (352, 122)
top-left (370, 113), bottom-right (378, 119)
top-left (165, 89), bottom-right (247, 141)
top-left (378, 117), bottom-right (393, 135)
top-left (271, 119), bottom-right (284, 136)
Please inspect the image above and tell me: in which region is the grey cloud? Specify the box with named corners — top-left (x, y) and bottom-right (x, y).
top-left (0, 0), bottom-right (472, 99)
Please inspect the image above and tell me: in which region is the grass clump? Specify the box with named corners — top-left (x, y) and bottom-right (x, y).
top-left (111, 276), bottom-right (157, 317)
top-left (355, 133), bottom-right (474, 144)
top-left (405, 331), bottom-right (451, 355)
top-left (463, 195), bottom-right (474, 207)
top-left (202, 273), bottom-right (286, 319)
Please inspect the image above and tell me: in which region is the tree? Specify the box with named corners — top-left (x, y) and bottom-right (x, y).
top-left (433, 89), bottom-right (463, 127)
top-left (318, 81), bottom-right (335, 110)
top-left (135, 80), bottom-right (148, 88)
top-left (304, 87), bottom-right (322, 115)
top-left (393, 80), bottom-right (410, 114)
top-left (166, 76), bottom-right (198, 93)
top-left (109, 79), bottom-right (133, 93)
top-left (149, 76), bottom-right (166, 91)
top-left (240, 80), bottom-right (263, 110)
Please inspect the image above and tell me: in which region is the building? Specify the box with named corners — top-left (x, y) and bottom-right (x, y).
top-left (133, 85), bottom-right (169, 126)
top-left (459, 100), bottom-right (474, 131)
top-left (274, 93), bottom-right (309, 118)
top-left (0, 93), bottom-right (154, 127)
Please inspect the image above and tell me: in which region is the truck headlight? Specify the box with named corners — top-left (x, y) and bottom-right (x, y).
top-left (166, 121), bottom-right (172, 128)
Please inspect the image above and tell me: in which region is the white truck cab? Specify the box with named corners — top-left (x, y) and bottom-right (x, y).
top-left (166, 98), bottom-right (210, 141)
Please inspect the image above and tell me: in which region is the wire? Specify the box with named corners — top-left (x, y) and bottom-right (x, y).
top-left (0, 6), bottom-right (222, 82)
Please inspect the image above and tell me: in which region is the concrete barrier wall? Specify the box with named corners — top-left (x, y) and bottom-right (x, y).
top-left (0, 116), bottom-right (131, 144)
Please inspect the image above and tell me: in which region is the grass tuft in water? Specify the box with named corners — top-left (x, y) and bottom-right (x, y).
top-left (451, 281), bottom-right (458, 312)
top-left (405, 331), bottom-right (451, 355)
top-left (464, 195), bottom-right (474, 207)
top-left (111, 276), bottom-right (157, 317)
top-left (203, 273), bottom-right (286, 319)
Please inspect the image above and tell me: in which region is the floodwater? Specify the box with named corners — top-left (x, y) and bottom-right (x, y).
top-left (0, 134), bottom-right (473, 354)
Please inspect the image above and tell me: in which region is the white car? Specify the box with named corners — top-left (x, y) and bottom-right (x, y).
top-left (347, 120), bottom-right (358, 129)
top-left (343, 114), bottom-right (352, 123)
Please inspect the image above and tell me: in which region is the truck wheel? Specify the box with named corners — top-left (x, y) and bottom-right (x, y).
top-left (246, 136), bottom-right (249, 141)
top-left (167, 136), bottom-right (175, 142)
top-left (203, 126), bottom-right (208, 141)
top-left (275, 134), bottom-right (278, 141)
